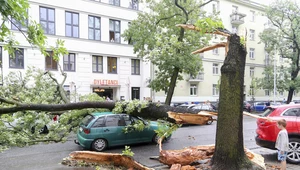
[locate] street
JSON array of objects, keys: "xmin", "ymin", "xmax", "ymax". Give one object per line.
[{"xmin": 0, "ymin": 116, "xmax": 297, "ymax": 169}]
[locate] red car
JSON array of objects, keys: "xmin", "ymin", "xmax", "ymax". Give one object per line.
[{"xmin": 255, "ymin": 104, "xmax": 300, "ymax": 164}]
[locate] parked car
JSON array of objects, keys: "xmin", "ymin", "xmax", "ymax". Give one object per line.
[
  {"xmin": 192, "ymin": 104, "xmax": 215, "ymax": 111},
  {"xmin": 255, "ymin": 104, "xmax": 300, "ymax": 163},
  {"xmin": 177, "ymin": 104, "xmax": 196, "ymax": 109},
  {"xmin": 243, "ymin": 101, "xmax": 252, "ymax": 112},
  {"xmin": 252, "ymin": 102, "xmax": 266, "ymax": 112},
  {"xmin": 75, "ymin": 112, "xmax": 169, "ymax": 152}
]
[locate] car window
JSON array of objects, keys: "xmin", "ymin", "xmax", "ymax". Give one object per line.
[
  {"xmin": 202, "ymin": 105, "xmax": 210, "ymax": 110},
  {"xmin": 122, "ymin": 115, "xmax": 132, "ymax": 125},
  {"xmin": 92, "ymin": 117, "xmax": 105, "ymax": 127},
  {"xmin": 283, "ymin": 108, "xmax": 300, "ymax": 116},
  {"xmin": 81, "ymin": 114, "xmax": 95, "ymax": 127},
  {"xmin": 257, "ymin": 102, "xmax": 264, "ymax": 105},
  {"xmin": 105, "ymin": 115, "xmax": 120, "ymax": 127},
  {"xmin": 261, "ymin": 108, "xmax": 274, "ymax": 117}
]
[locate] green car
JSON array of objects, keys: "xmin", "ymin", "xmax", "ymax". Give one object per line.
[{"xmin": 75, "ymin": 112, "xmax": 166, "ymax": 151}]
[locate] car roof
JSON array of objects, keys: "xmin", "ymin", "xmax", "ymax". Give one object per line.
[
  {"xmin": 91, "ymin": 112, "xmax": 114, "ymax": 117},
  {"xmin": 271, "ymin": 103, "xmax": 300, "ymax": 109}
]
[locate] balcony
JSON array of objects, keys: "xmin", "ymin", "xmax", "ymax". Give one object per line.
[
  {"xmin": 189, "ymin": 73, "xmax": 204, "ymax": 82},
  {"xmin": 230, "ymin": 12, "xmax": 246, "ymax": 26},
  {"xmin": 264, "ymin": 22, "xmax": 276, "ymax": 31}
]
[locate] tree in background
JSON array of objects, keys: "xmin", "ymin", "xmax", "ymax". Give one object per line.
[
  {"xmin": 123, "ymin": 0, "xmax": 222, "ymax": 105},
  {"xmin": 259, "ymin": 0, "xmax": 300, "ymax": 103}
]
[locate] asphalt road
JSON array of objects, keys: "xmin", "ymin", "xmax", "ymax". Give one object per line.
[{"xmin": 0, "ymin": 116, "xmax": 292, "ymax": 170}]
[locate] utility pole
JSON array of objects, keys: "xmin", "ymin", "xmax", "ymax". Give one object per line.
[{"xmin": 273, "ymin": 55, "xmax": 276, "ymax": 103}]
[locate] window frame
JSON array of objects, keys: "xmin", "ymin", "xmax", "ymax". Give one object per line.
[
  {"xmin": 45, "ymin": 51, "xmax": 58, "ymax": 70},
  {"xmin": 213, "ymin": 63, "xmax": 219, "ymax": 75},
  {"xmin": 190, "ymin": 84, "xmax": 197, "ymax": 96},
  {"xmin": 109, "ymin": 0, "xmax": 120, "ymax": 6},
  {"xmin": 213, "ymin": 84, "xmax": 219, "ymax": 96},
  {"xmin": 212, "ymin": 48, "xmax": 219, "ymax": 55},
  {"xmin": 39, "ymin": 7, "xmax": 55, "ymax": 35},
  {"xmin": 131, "ymin": 87, "xmax": 140, "ymax": 100},
  {"xmin": 249, "ymin": 48, "xmax": 255, "ymax": 59},
  {"xmin": 131, "ymin": 59, "xmax": 140, "ymax": 75},
  {"xmin": 265, "ymin": 89, "xmax": 270, "ymax": 96},
  {"xmin": 250, "ymin": 67, "xmax": 255, "ymax": 77},
  {"xmin": 92, "ymin": 55, "xmax": 103, "ymax": 73},
  {"xmin": 9, "ymin": 48, "xmax": 24, "ymax": 69},
  {"xmin": 129, "ymin": 0, "xmax": 139, "ymax": 10},
  {"xmin": 249, "ymin": 29, "xmax": 255, "ymax": 41},
  {"xmin": 11, "ymin": 16, "xmax": 28, "ymax": 31},
  {"xmin": 250, "ymin": 10, "xmax": 255, "ymax": 22},
  {"xmin": 65, "ymin": 11, "xmax": 79, "ymax": 38},
  {"xmin": 107, "ymin": 57, "xmax": 117, "ymax": 74},
  {"xmin": 63, "ymin": 53, "xmax": 76, "ymax": 72},
  {"xmin": 88, "ymin": 15, "xmax": 101, "ymax": 41},
  {"xmin": 109, "ymin": 19, "xmax": 121, "ymax": 43}
]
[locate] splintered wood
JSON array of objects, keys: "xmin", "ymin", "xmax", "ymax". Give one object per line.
[{"xmin": 160, "ymin": 145, "xmax": 266, "ymax": 170}]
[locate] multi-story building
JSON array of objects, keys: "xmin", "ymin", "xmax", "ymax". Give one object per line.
[
  {"xmin": 0, "ymin": 0, "xmax": 151, "ymax": 102},
  {"xmin": 153, "ymin": 0, "xmax": 299, "ymax": 104}
]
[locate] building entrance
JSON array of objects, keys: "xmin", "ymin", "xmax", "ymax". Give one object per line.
[{"xmin": 93, "ymin": 88, "xmax": 113, "ymax": 100}]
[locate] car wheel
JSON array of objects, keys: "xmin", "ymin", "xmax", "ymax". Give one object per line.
[
  {"xmin": 287, "ymin": 138, "xmax": 300, "ymax": 164},
  {"xmin": 92, "ymin": 138, "xmax": 107, "ymax": 152},
  {"xmin": 206, "ymin": 117, "xmax": 213, "ymax": 125},
  {"xmin": 153, "ymin": 134, "xmax": 162, "ymax": 144}
]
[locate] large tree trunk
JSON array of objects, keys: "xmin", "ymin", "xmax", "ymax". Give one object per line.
[
  {"xmin": 165, "ymin": 67, "xmax": 180, "ymax": 105},
  {"xmin": 211, "ymin": 35, "xmax": 252, "ymax": 169},
  {"xmin": 287, "ymin": 87, "xmax": 294, "ymax": 104}
]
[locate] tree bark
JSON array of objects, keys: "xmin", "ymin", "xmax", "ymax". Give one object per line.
[
  {"xmin": 211, "ymin": 34, "xmax": 252, "ymax": 169},
  {"xmin": 287, "ymin": 87, "xmax": 295, "ymax": 104},
  {"xmin": 165, "ymin": 67, "xmax": 180, "ymax": 105}
]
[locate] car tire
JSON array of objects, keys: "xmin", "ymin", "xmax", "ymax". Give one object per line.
[
  {"xmin": 206, "ymin": 117, "xmax": 213, "ymax": 125},
  {"xmin": 92, "ymin": 138, "xmax": 107, "ymax": 152},
  {"xmin": 287, "ymin": 138, "xmax": 300, "ymax": 164}
]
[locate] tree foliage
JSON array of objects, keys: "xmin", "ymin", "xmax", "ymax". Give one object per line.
[
  {"xmin": 122, "ymin": 0, "xmax": 222, "ymax": 105},
  {"xmin": 259, "ymin": 0, "xmax": 300, "ymax": 103}
]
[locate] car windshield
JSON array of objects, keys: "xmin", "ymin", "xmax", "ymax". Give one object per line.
[
  {"xmin": 80, "ymin": 114, "xmax": 95, "ymax": 127},
  {"xmin": 261, "ymin": 108, "xmax": 274, "ymax": 117}
]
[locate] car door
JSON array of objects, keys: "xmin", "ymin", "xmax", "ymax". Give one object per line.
[
  {"xmin": 125, "ymin": 116, "xmax": 152, "ymax": 144},
  {"xmin": 102, "ymin": 115, "xmax": 127, "ymax": 146},
  {"xmin": 296, "ymin": 109, "xmax": 300, "ymax": 133}
]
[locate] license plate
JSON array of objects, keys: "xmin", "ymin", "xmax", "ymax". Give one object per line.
[{"xmin": 79, "ymin": 127, "xmax": 83, "ymax": 132}]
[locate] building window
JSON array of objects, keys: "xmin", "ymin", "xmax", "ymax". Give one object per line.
[
  {"xmin": 88, "ymin": 16, "xmax": 101, "ymax": 40},
  {"xmin": 39, "ymin": 7, "xmax": 55, "ymax": 35},
  {"xmin": 249, "ymin": 29, "xmax": 255, "ymax": 40},
  {"xmin": 129, "ymin": 0, "xmax": 138, "ymax": 10},
  {"xmin": 250, "ymin": 67, "xmax": 255, "ymax": 77},
  {"xmin": 11, "ymin": 17, "xmax": 28, "ymax": 31},
  {"xmin": 249, "ymin": 48, "xmax": 255, "ymax": 59},
  {"xmin": 279, "ymin": 91, "xmax": 283, "ymax": 96},
  {"xmin": 294, "ymin": 91, "xmax": 297, "ymax": 96},
  {"xmin": 109, "ymin": 20, "xmax": 120, "ymax": 43},
  {"xmin": 45, "ymin": 51, "xmax": 57, "ymax": 70},
  {"xmin": 212, "ymin": 3, "xmax": 216, "ymax": 13},
  {"xmin": 9, "ymin": 48, "xmax": 24, "ymax": 69},
  {"xmin": 107, "ymin": 57, "xmax": 117, "ymax": 74},
  {"xmin": 212, "ymin": 48, "xmax": 218, "ymax": 55},
  {"xmin": 232, "ymin": 6, "xmax": 238, "ymax": 13},
  {"xmin": 66, "ymin": 12, "xmax": 79, "ymax": 38},
  {"xmin": 190, "ymin": 84, "xmax": 197, "ymax": 96},
  {"xmin": 250, "ymin": 87, "xmax": 254, "ymax": 96},
  {"xmin": 92, "ymin": 56, "xmax": 103, "ymax": 73},
  {"xmin": 128, "ymin": 22, "xmax": 134, "ymax": 45},
  {"xmin": 131, "ymin": 59, "xmax": 140, "ymax": 75},
  {"xmin": 213, "ymin": 84, "xmax": 219, "ymax": 96},
  {"xmin": 63, "ymin": 53, "xmax": 76, "ymax": 71},
  {"xmin": 250, "ymin": 10, "xmax": 255, "ymax": 22},
  {"xmin": 265, "ymin": 89, "xmax": 270, "ymax": 96},
  {"xmin": 131, "ymin": 87, "xmax": 140, "ymax": 100},
  {"xmin": 213, "ymin": 63, "xmax": 219, "ymax": 74},
  {"xmin": 109, "ymin": 0, "xmax": 120, "ymax": 6}
]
